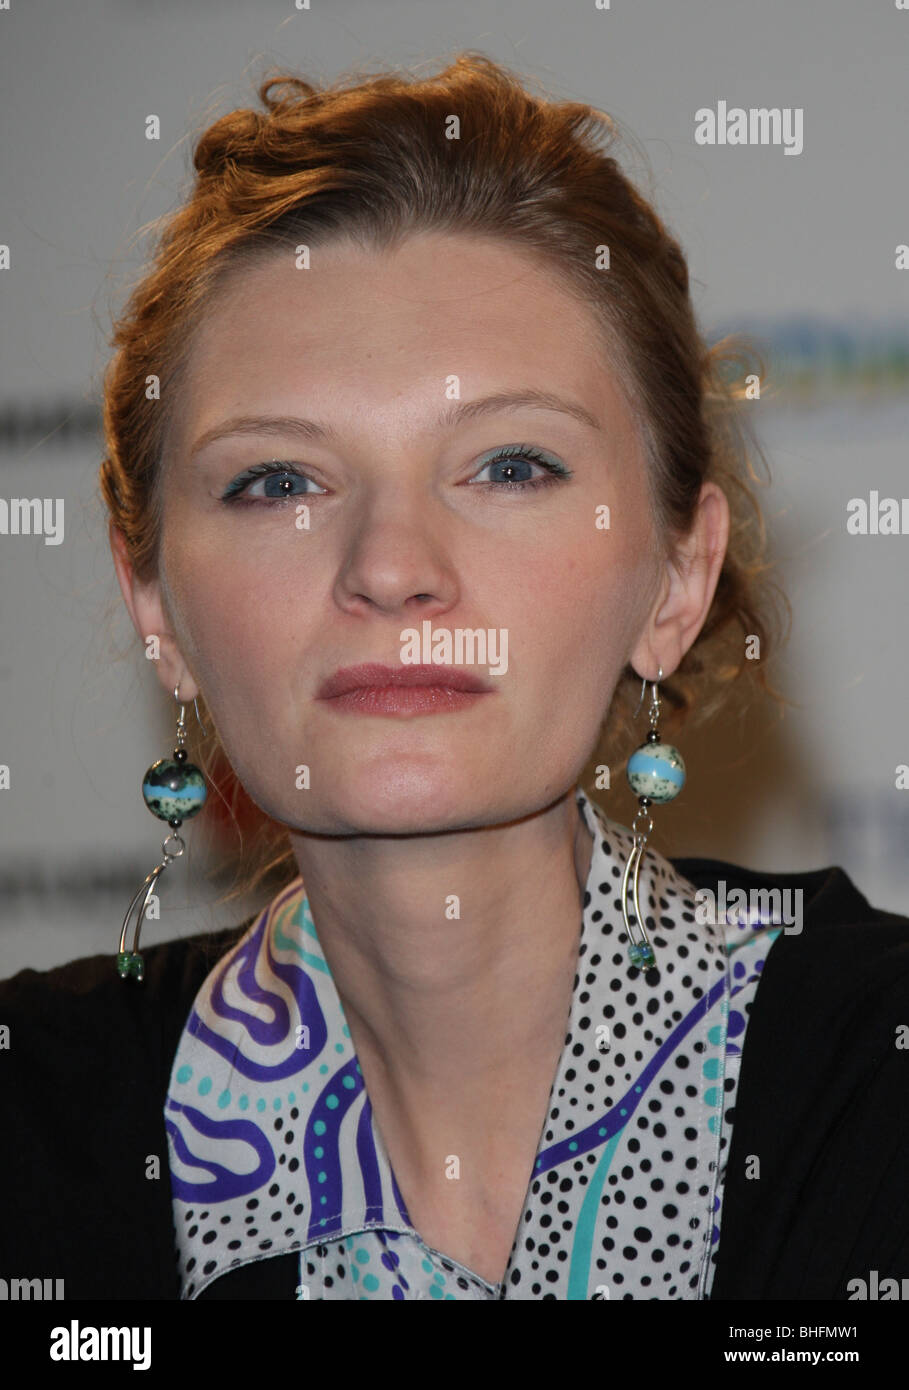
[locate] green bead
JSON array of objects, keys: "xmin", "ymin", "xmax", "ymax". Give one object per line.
[
  {"xmin": 116, "ymin": 950, "xmax": 145, "ymax": 981},
  {"xmin": 628, "ymin": 942, "xmax": 655, "ymax": 970}
]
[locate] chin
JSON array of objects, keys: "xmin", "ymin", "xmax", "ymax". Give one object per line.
[{"xmin": 333, "ymin": 764, "xmax": 488, "ymax": 834}]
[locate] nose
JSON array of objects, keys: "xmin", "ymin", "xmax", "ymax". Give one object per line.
[{"xmin": 331, "ymin": 495, "xmax": 460, "ymax": 622}]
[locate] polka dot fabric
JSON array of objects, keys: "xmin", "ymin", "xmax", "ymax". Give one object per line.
[{"xmin": 165, "ymin": 786, "xmax": 781, "ymax": 1299}]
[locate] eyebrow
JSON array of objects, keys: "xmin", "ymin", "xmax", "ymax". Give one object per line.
[{"xmin": 188, "ymin": 388, "xmax": 603, "ymax": 459}]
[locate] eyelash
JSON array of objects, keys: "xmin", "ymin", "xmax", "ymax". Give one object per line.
[{"xmin": 220, "ymin": 444, "xmax": 572, "ymax": 504}]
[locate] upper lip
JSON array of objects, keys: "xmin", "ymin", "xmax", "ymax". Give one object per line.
[{"xmin": 317, "ymin": 663, "xmax": 494, "ymax": 698}]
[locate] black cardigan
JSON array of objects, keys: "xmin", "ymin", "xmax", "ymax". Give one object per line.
[{"xmin": 1, "ymin": 855, "xmax": 907, "ymax": 1301}]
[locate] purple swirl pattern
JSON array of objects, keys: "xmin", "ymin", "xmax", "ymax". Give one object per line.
[
  {"xmin": 164, "ymin": 790, "xmax": 782, "ymax": 1300},
  {"xmin": 165, "ymin": 876, "xmax": 410, "ymax": 1293},
  {"xmin": 186, "ymin": 907, "xmax": 328, "ymax": 1081},
  {"xmin": 165, "ymin": 1099, "xmax": 276, "ymax": 1202}
]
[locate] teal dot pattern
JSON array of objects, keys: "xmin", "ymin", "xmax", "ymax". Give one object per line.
[{"xmin": 165, "ymin": 786, "xmax": 780, "ymax": 1299}]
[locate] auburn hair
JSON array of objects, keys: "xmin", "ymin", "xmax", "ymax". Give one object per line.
[{"xmin": 99, "ymin": 52, "xmax": 790, "ymax": 910}]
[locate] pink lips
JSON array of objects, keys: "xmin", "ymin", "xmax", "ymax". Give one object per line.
[{"xmin": 316, "ymin": 663, "xmax": 494, "ymax": 716}]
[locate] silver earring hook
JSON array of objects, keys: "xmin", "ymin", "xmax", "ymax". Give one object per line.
[
  {"xmin": 173, "ymin": 682, "xmax": 207, "ymax": 737},
  {"xmin": 633, "ymin": 665, "xmax": 663, "ymax": 720}
]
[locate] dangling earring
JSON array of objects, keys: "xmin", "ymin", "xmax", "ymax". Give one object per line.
[
  {"xmin": 116, "ymin": 683, "xmax": 208, "ymax": 980},
  {"xmin": 621, "ymin": 666, "xmax": 686, "ymax": 970}
]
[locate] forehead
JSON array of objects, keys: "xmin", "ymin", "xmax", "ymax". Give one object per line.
[{"xmin": 174, "ymin": 232, "xmax": 637, "ymax": 449}]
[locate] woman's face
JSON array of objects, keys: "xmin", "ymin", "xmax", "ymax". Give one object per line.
[{"xmin": 130, "ymin": 231, "xmax": 680, "ymax": 835}]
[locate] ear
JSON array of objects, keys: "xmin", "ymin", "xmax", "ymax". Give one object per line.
[
  {"xmin": 109, "ymin": 522, "xmax": 200, "ymax": 703},
  {"xmin": 629, "ymin": 481, "xmax": 730, "ymax": 682}
]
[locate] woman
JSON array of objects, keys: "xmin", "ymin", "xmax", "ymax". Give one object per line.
[{"xmin": 1, "ymin": 52, "xmax": 906, "ymax": 1303}]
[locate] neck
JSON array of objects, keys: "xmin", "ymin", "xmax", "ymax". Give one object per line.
[{"xmin": 287, "ymin": 788, "xmax": 594, "ymax": 1094}]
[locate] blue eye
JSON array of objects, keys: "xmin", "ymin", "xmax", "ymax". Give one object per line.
[
  {"xmin": 221, "ymin": 444, "xmax": 572, "ymax": 504},
  {"xmin": 469, "ymin": 445, "xmax": 571, "ymax": 491},
  {"xmin": 221, "ymin": 462, "xmax": 326, "ymax": 504}
]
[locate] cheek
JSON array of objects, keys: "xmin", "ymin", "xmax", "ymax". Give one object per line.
[
  {"xmin": 512, "ymin": 530, "xmax": 645, "ymax": 691},
  {"xmin": 160, "ymin": 547, "xmax": 311, "ymax": 819},
  {"xmin": 160, "ymin": 531, "xmax": 308, "ymax": 710}
]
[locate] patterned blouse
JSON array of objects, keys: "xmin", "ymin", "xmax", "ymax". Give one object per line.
[{"xmin": 164, "ymin": 785, "xmax": 782, "ymax": 1300}]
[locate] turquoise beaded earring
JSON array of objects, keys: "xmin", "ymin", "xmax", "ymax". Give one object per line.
[
  {"xmin": 622, "ymin": 667, "xmax": 686, "ymax": 970},
  {"xmin": 116, "ymin": 683, "xmax": 208, "ymax": 980}
]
